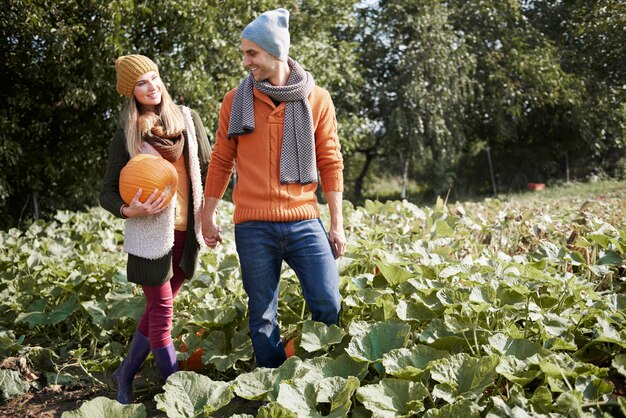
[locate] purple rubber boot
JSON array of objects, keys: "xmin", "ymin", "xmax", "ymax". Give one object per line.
[
  {"xmin": 152, "ymin": 341, "xmax": 179, "ymax": 381},
  {"xmin": 112, "ymin": 330, "xmax": 150, "ymax": 404}
]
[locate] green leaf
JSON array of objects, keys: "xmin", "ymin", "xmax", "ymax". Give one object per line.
[
  {"xmin": 307, "ymin": 355, "xmax": 369, "ymax": 380},
  {"xmin": 613, "ymin": 354, "xmax": 626, "ymax": 377},
  {"xmin": 356, "ymin": 378, "xmax": 429, "ymax": 417},
  {"xmin": 430, "ymin": 353, "xmax": 499, "ymax": 402},
  {"xmin": 81, "ymin": 300, "xmax": 111, "ymax": 328},
  {"xmin": 154, "ymin": 371, "xmax": 234, "ymax": 416},
  {"xmin": 496, "ymin": 356, "xmax": 540, "ymax": 386},
  {"xmin": 257, "ymin": 403, "xmax": 298, "ymax": 418},
  {"xmin": 529, "ymin": 386, "xmax": 553, "ymax": 415},
  {"xmin": 486, "ymin": 396, "xmax": 533, "ymax": 418},
  {"xmin": 0, "ymin": 369, "xmax": 30, "ymax": 401},
  {"xmin": 396, "ymin": 299, "xmax": 439, "ymax": 321},
  {"xmin": 346, "ymin": 320, "xmax": 411, "ymax": 362},
  {"xmin": 555, "ymin": 391, "xmax": 584, "ymax": 417},
  {"xmin": 487, "ymin": 334, "xmax": 548, "ymax": 360},
  {"xmin": 423, "ymin": 399, "xmax": 481, "ymax": 418},
  {"xmin": 276, "ymin": 376, "xmax": 360, "ymax": 418},
  {"xmin": 234, "ymin": 367, "xmax": 277, "ymax": 401},
  {"xmin": 201, "ymin": 329, "xmax": 253, "ymax": 371},
  {"xmin": 433, "ymin": 219, "xmax": 455, "ymax": 238},
  {"xmin": 596, "ymin": 317, "xmax": 626, "ymax": 348},
  {"xmin": 234, "ymin": 357, "xmax": 309, "ymax": 401},
  {"xmin": 60, "ymin": 396, "xmax": 146, "ymax": 418},
  {"xmin": 382, "ymin": 345, "xmax": 450, "ymax": 380},
  {"xmin": 376, "ymin": 262, "xmax": 413, "ymax": 286},
  {"xmin": 574, "ymin": 375, "xmax": 613, "ymax": 401},
  {"xmin": 597, "ymin": 250, "xmax": 622, "ymax": 265},
  {"xmin": 300, "ymin": 320, "xmax": 345, "ymax": 353}
]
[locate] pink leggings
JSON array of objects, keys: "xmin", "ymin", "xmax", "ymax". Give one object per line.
[{"xmin": 137, "ymin": 230, "xmax": 186, "ymax": 349}]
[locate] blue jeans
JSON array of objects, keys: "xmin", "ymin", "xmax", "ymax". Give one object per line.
[{"xmin": 235, "ymin": 218, "xmax": 341, "ymax": 368}]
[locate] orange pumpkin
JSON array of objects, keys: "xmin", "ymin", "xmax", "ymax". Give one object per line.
[
  {"xmin": 284, "ymin": 337, "xmax": 296, "ymax": 358},
  {"xmin": 178, "ymin": 328, "xmax": 206, "ymax": 372},
  {"xmin": 119, "ymin": 154, "xmax": 178, "ymax": 206}
]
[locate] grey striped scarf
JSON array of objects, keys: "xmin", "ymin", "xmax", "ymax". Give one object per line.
[{"xmin": 228, "ymin": 58, "xmax": 317, "ymax": 185}]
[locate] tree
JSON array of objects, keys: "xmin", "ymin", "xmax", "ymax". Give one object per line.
[
  {"xmin": 523, "ymin": 0, "xmax": 626, "ymax": 178},
  {"xmin": 0, "ymin": 0, "xmax": 364, "ymax": 229},
  {"xmin": 356, "ymin": 0, "xmax": 475, "ymax": 199},
  {"xmin": 446, "ymin": 0, "xmax": 584, "ymax": 193}
]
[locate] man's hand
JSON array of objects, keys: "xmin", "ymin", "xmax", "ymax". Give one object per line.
[{"xmin": 329, "ymin": 226, "xmax": 346, "ymax": 259}]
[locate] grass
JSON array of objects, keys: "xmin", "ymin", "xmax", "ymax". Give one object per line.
[{"xmin": 501, "ymin": 179, "xmax": 626, "ymax": 202}]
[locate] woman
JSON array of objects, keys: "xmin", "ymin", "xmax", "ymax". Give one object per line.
[{"xmin": 99, "ymin": 54, "xmax": 211, "ymax": 404}]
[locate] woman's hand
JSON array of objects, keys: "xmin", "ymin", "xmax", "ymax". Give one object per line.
[{"xmin": 121, "ymin": 188, "xmax": 168, "ymax": 218}]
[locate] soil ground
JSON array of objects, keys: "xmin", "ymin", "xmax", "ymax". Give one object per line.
[{"xmin": 0, "ymin": 363, "xmax": 263, "ymax": 417}]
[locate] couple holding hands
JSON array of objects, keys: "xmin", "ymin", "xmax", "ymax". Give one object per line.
[{"xmin": 100, "ymin": 9, "xmax": 346, "ymax": 404}]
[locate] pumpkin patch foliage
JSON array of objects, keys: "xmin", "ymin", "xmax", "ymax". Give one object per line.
[{"xmin": 1, "ymin": 184, "xmax": 625, "ymax": 417}]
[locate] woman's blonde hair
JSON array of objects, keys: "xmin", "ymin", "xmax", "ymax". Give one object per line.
[{"xmin": 120, "ymin": 81, "xmax": 186, "ymax": 157}]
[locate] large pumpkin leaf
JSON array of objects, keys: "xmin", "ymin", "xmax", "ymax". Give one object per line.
[
  {"xmin": 201, "ymin": 328, "xmax": 253, "ymax": 371},
  {"xmin": 275, "ymin": 376, "xmax": 360, "ymax": 418},
  {"xmin": 574, "ymin": 375, "xmax": 614, "ymax": 401},
  {"xmin": 396, "ymin": 299, "xmax": 439, "ymax": 321},
  {"xmin": 496, "ymin": 356, "xmax": 540, "ymax": 386},
  {"xmin": 356, "ymin": 378, "xmax": 429, "ymax": 417},
  {"xmin": 60, "ymin": 397, "xmax": 146, "ymax": 418},
  {"xmin": 382, "ymin": 345, "xmax": 450, "ymax": 380},
  {"xmin": 422, "ymin": 399, "xmax": 481, "ymax": 418},
  {"xmin": 430, "ymin": 353, "xmax": 500, "ymax": 403},
  {"xmin": 529, "ymin": 386, "xmax": 553, "ymax": 415},
  {"xmin": 346, "ymin": 320, "xmax": 411, "ymax": 362},
  {"xmin": 300, "ymin": 320, "xmax": 345, "ymax": 353},
  {"xmin": 154, "ymin": 371, "xmax": 234, "ymax": 416},
  {"xmin": 486, "ymin": 396, "xmax": 533, "ymax": 418},
  {"xmin": 234, "ymin": 357, "xmax": 309, "ymax": 401},
  {"xmin": 375, "ymin": 261, "xmax": 413, "ymax": 286},
  {"xmin": 486, "ymin": 334, "xmax": 548, "ymax": 360},
  {"xmin": 307, "ymin": 355, "xmax": 369, "ymax": 380},
  {"xmin": 555, "ymin": 391, "xmax": 585, "ymax": 417}
]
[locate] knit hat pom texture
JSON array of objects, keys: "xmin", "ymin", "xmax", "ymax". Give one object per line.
[
  {"xmin": 115, "ymin": 54, "xmax": 159, "ymax": 97},
  {"xmin": 242, "ymin": 8, "xmax": 290, "ymax": 62}
]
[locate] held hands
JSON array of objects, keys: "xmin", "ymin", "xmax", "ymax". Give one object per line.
[
  {"xmin": 122, "ymin": 188, "xmax": 168, "ymax": 218},
  {"xmin": 201, "ymin": 197, "xmax": 223, "ymax": 249},
  {"xmin": 202, "ymin": 219, "xmax": 223, "ymax": 249},
  {"xmin": 329, "ymin": 226, "xmax": 347, "ymax": 259}
]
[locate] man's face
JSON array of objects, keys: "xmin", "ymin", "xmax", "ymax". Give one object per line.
[{"xmin": 241, "ymin": 38, "xmax": 280, "ymax": 83}]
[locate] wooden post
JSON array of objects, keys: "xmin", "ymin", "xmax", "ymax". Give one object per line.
[
  {"xmin": 565, "ymin": 151, "xmax": 570, "ymax": 183},
  {"xmin": 33, "ymin": 193, "xmax": 40, "ymax": 220},
  {"xmin": 487, "ymin": 146, "xmax": 497, "ymax": 196}
]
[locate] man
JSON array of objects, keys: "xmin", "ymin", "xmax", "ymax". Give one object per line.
[{"xmin": 201, "ymin": 8, "xmax": 346, "ymax": 368}]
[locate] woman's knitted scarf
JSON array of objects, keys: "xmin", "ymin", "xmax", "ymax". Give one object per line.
[
  {"xmin": 142, "ymin": 120, "xmax": 185, "ymax": 162},
  {"xmin": 228, "ymin": 58, "xmax": 317, "ymax": 185}
]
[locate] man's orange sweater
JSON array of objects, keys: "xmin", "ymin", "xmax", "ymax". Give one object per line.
[{"xmin": 204, "ymin": 85, "xmax": 343, "ymax": 224}]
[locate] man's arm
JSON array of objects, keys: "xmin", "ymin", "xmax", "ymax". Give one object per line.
[
  {"xmin": 202, "ymin": 91, "xmax": 237, "ymax": 249},
  {"xmin": 326, "ymin": 192, "xmax": 346, "ymax": 258}
]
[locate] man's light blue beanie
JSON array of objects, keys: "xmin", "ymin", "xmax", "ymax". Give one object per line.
[{"xmin": 241, "ymin": 8, "xmax": 290, "ymax": 62}]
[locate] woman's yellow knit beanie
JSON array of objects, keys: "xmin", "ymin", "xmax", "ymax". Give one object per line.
[{"xmin": 115, "ymin": 55, "xmax": 159, "ymax": 97}]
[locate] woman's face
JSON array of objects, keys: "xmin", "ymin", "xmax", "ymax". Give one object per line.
[{"xmin": 133, "ymin": 71, "xmax": 162, "ymax": 110}]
